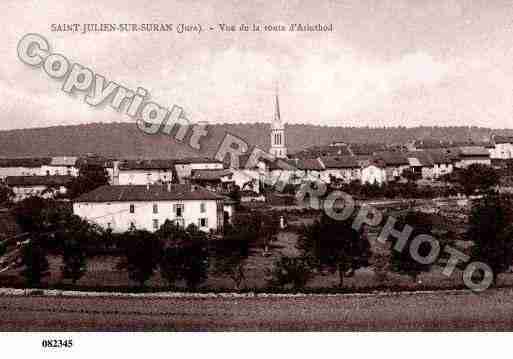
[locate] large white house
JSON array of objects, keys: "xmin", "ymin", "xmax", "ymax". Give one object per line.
[{"xmin": 73, "ymin": 183, "xmax": 228, "ymax": 233}]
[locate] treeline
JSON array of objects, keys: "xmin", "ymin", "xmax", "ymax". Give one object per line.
[{"xmin": 1, "ymin": 122, "xmax": 512, "ymax": 157}]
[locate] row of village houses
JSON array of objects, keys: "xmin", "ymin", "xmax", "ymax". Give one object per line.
[
  {"xmin": 0, "ymin": 138, "xmax": 511, "ymax": 234},
  {"xmin": 0, "ymin": 143, "xmax": 507, "ymax": 202}
]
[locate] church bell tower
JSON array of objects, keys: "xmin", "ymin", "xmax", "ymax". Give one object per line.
[{"xmin": 270, "ymin": 87, "xmax": 287, "ymax": 158}]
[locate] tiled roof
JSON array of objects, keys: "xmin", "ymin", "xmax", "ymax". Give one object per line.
[
  {"xmin": 423, "ymin": 149, "xmax": 453, "ymax": 164},
  {"xmin": 374, "ymin": 152, "xmax": 409, "ymax": 166},
  {"xmin": 262, "ymin": 158, "xmax": 297, "ymax": 171},
  {"xmin": 6, "ymin": 175, "xmax": 73, "ymax": 187},
  {"xmin": 459, "ymin": 146, "xmax": 490, "ymax": 157},
  {"xmin": 297, "ymin": 158, "xmax": 324, "ymax": 171},
  {"xmin": 493, "ymin": 135, "xmax": 513, "ymax": 144},
  {"xmin": 0, "ymin": 158, "xmax": 51, "ymax": 168},
  {"xmin": 349, "ymin": 143, "xmax": 387, "ymax": 155},
  {"xmin": 118, "ymin": 159, "xmax": 175, "ymax": 170},
  {"xmin": 406, "ymin": 152, "xmax": 434, "ymax": 167},
  {"xmin": 175, "ymin": 157, "xmax": 223, "ymax": 165},
  {"xmin": 293, "ymin": 145, "xmax": 351, "ymax": 158},
  {"xmin": 191, "ymin": 169, "xmax": 233, "ymax": 181},
  {"xmin": 320, "ymin": 156, "xmax": 359, "ymax": 169},
  {"xmin": 49, "ymin": 156, "xmax": 78, "ymax": 166},
  {"xmin": 74, "ymin": 184, "xmax": 224, "ymax": 203}
]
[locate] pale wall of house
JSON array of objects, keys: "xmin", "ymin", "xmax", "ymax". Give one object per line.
[
  {"xmin": 320, "ymin": 168, "xmax": 360, "ymax": 184},
  {"xmin": 117, "ymin": 169, "xmax": 173, "ymax": 185},
  {"xmin": 490, "ymin": 143, "xmax": 513, "ymax": 159},
  {"xmin": 361, "ymin": 166, "xmax": 386, "ymax": 185},
  {"xmin": 231, "ymin": 169, "xmax": 261, "ymax": 192},
  {"xmin": 432, "ymin": 163, "xmax": 453, "ymax": 178},
  {"xmin": 455, "ymin": 158, "xmax": 491, "ymax": 168},
  {"xmin": 73, "ymin": 199, "xmax": 220, "ymax": 233},
  {"xmin": 0, "ymin": 166, "xmax": 42, "ymax": 179},
  {"xmin": 41, "ymin": 165, "xmax": 79, "ymax": 176},
  {"xmin": 11, "ymin": 185, "xmax": 67, "ymax": 202}
]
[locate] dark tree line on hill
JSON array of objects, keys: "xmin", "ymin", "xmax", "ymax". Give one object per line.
[{"xmin": 0, "ymin": 122, "xmax": 510, "ymax": 157}]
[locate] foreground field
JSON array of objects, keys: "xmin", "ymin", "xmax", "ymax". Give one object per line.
[{"xmin": 1, "ymin": 288, "xmax": 513, "ymax": 330}]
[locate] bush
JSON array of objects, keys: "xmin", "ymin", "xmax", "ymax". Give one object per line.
[{"xmin": 268, "ymin": 256, "xmax": 313, "ymax": 290}]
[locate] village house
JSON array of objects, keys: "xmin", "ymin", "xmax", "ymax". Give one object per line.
[
  {"xmin": 0, "ymin": 158, "xmax": 50, "ymax": 179},
  {"xmin": 406, "ymin": 152, "xmax": 435, "ymax": 180},
  {"xmin": 73, "ymin": 183, "xmax": 229, "ymax": 233},
  {"xmin": 111, "ymin": 159, "xmax": 175, "ymax": 185},
  {"xmin": 318, "ymin": 156, "xmax": 360, "ymax": 185},
  {"xmin": 190, "ymin": 168, "xmax": 235, "ymax": 193},
  {"xmin": 454, "ymin": 146, "xmax": 491, "ymax": 168},
  {"xmin": 173, "ymin": 157, "xmax": 224, "ymax": 184},
  {"xmin": 5, "ymin": 175, "xmax": 73, "ymax": 202},
  {"xmin": 40, "ymin": 156, "xmax": 79, "ymax": 176},
  {"xmin": 295, "ymin": 158, "xmax": 324, "ymax": 182},
  {"xmin": 223, "ymin": 154, "xmax": 264, "ymax": 193},
  {"xmin": 490, "ymin": 135, "xmax": 513, "ymax": 160},
  {"xmin": 361, "ymin": 162, "xmax": 387, "ymax": 185},
  {"xmin": 374, "ymin": 152, "xmax": 409, "ymax": 181},
  {"xmin": 423, "ymin": 149, "xmax": 454, "ymax": 178}
]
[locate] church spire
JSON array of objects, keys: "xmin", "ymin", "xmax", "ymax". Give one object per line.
[
  {"xmin": 270, "ymin": 83, "xmax": 287, "ymax": 158},
  {"xmin": 274, "ymin": 85, "xmax": 281, "ymax": 124}
]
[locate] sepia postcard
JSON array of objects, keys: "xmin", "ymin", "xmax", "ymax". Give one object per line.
[{"xmin": 1, "ymin": 0, "xmax": 513, "ymax": 354}]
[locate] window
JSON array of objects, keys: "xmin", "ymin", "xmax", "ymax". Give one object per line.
[
  {"xmin": 153, "ymin": 219, "xmax": 159, "ymax": 230},
  {"xmin": 129, "ymin": 204, "xmax": 135, "ymax": 213},
  {"xmin": 199, "ymin": 218, "xmax": 208, "ymax": 228},
  {"xmin": 174, "ymin": 204, "xmax": 184, "ymax": 217},
  {"xmin": 200, "ymin": 202, "xmax": 206, "ymax": 213},
  {"xmin": 153, "ymin": 203, "xmax": 158, "ymax": 214}
]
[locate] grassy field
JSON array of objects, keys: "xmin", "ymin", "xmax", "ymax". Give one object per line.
[{"xmin": 3, "ymin": 224, "xmax": 513, "ymax": 292}]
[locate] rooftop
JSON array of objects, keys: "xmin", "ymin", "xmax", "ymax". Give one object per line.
[
  {"xmin": 49, "ymin": 156, "xmax": 78, "ymax": 166},
  {"xmin": 118, "ymin": 159, "xmax": 175, "ymax": 170},
  {"xmin": 0, "ymin": 157, "xmax": 51, "ymax": 168},
  {"xmin": 320, "ymin": 155, "xmax": 359, "ymax": 169},
  {"xmin": 191, "ymin": 169, "xmax": 233, "ymax": 181},
  {"xmin": 74, "ymin": 184, "xmax": 225, "ymax": 203},
  {"xmin": 6, "ymin": 175, "xmax": 73, "ymax": 187},
  {"xmin": 459, "ymin": 146, "xmax": 490, "ymax": 157}
]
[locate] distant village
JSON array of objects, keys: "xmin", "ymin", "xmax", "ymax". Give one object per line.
[{"xmin": 1, "ymin": 92, "xmax": 512, "ymax": 235}]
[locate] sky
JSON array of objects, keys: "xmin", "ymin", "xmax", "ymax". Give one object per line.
[{"xmin": 2, "ymin": 0, "xmax": 513, "ymax": 130}]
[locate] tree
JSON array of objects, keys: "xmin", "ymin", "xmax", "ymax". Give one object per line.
[
  {"xmin": 67, "ymin": 162, "xmax": 109, "ymax": 199},
  {"xmin": 0, "ymin": 185, "xmax": 14, "ymax": 205},
  {"xmin": 451, "ymin": 164, "xmax": 500, "ymax": 196},
  {"xmin": 468, "ymin": 193, "xmax": 513, "ymax": 285},
  {"xmin": 61, "ymin": 238, "xmax": 87, "ymax": 284},
  {"xmin": 211, "ymin": 224, "xmax": 250, "ymax": 290},
  {"xmin": 297, "ymin": 213, "xmax": 371, "ymax": 287},
  {"xmin": 268, "ymin": 256, "xmax": 313, "ymax": 290},
  {"xmin": 118, "ymin": 230, "xmax": 162, "ymax": 287},
  {"xmin": 20, "ymin": 240, "xmax": 49, "ymax": 287},
  {"xmin": 157, "ymin": 221, "xmax": 209, "ymax": 289},
  {"xmin": 180, "ymin": 238, "xmax": 209, "ymax": 289},
  {"xmin": 389, "ymin": 211, "xmax": 435, "ymax": 282},
  {"xmin": 12, "ymin": 196, "xmax": 47, "ymax": 233}
]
